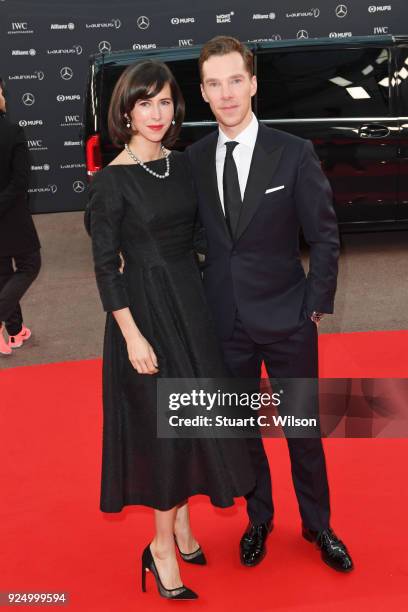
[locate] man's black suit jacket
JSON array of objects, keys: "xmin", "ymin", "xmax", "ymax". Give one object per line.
[
  {"xmin": 0, "ymin": 112, "xmax": 40, "ymax": 256},
  {"xmin": 188, "ymin": 122, "xmax": 340, "ymax": 344}
]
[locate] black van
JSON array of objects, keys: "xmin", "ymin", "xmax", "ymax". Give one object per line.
[{"xmin": 83, "ymin": 35, "xmax": 408, "ymax": 231}]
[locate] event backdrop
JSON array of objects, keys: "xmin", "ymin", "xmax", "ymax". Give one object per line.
[{"xmin": 0, "ymin": 0, "xmax": 406, "ymax": 213}]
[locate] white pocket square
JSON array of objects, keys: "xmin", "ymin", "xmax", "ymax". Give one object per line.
[{"xmin": 265, "ymin": 185, "xmax": 285, "ymax": 194}]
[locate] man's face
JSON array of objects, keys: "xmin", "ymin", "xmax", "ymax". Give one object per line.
[
  {"xmin": 200, "ymin": 52, "xmax": 257, "ymax": 130},
  {"xmin": 0, "ymin": 86, "xmax": 6, "ymax": 112}
]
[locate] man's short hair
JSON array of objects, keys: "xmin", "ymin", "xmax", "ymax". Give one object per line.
[{"xmin": 199, "ymin": 36, "xmax": 254, "ymax": 82}]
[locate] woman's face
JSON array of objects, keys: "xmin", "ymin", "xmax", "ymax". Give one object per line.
[{"xmin": 128, "ymin": 82, "xmax": 174, "ymax": 143}]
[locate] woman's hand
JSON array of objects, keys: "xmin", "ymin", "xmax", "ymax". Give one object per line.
[{"xmin": 126, "ymin": 332, "xmax": 159, "ymax": 375}]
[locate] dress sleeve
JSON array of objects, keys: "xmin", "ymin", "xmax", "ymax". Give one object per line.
[{"xmin": 86, "ymin": 171, "xmax": 130, "ymax": 312}]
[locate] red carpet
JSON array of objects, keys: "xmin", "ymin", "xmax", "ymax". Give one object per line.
[{"xmin": 1, "ymin": 330, "xmax": 407, "ymax": 611}]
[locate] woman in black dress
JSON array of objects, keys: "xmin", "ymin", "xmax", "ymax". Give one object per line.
[{"xmin": 86, "ymin": 60, "xmax": 255, "ymax": 600}]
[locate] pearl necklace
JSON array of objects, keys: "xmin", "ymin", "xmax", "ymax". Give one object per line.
[{"xmin": 124, "ymin": 143, "xmax": 170, "ymax": 179}]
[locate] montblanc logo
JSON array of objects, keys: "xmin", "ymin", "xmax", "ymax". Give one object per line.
[
  {"xmin": 60, "ymin": 66, "xmax": 74, "ymax": 80},
  {"xmin": 64, "ymin": 139, "xmax": 83, "ymax": 146},
  {"xmin": 179, "ymin": 39, "xmax": 194, "ymax": 47},
  {"xmin": 47, "ymin": 45, "xmax": 82, "ymax": 55},
  {"xmin": 86, "ymin": 19, "xmax": 121, "ymax": 29},
  {"xmin": 137, "ymin": 16, "xmax": 150, "ymax": 30},
  {"xmin": 22, "ymin": 92, "xmax": 35, "ymax": 106},
  {"xmin": 8, "ymin": 71, "xmax": 45, "ymax": 81},
  {"xmin": 253, "ymin": 13, "xmax": 276, "ymax": 20},
  {"xmin": 31, "ymin": 163, "xmax": 50, "ymax": 171},
  {"xmin": 329, "ymin": 31, "xmax": 352, "ymax": 38},
  {"xmin": 132, "ymin": 43, "xmax": 157, "ymax": 50},
  {"xmin": 28, "ymin": 139, "xmax": 47, "ymax": 151},
  {"xmin": 60, "ymin": 162, "xmax": 86, "ymax": 169},
  {"xmin": 11, "ymin": 48, "xmax": 36, "ymax": 56},
  {"xmin": 98, "ymin": 40, "xmax": 112, "ymax": 53},
  {"xmin": 171, "ymin": 17, "xmax": 195, "ymax": 25},
  {"xmin": 60, "ymin": 114, "xmax": 82, "ymax": 127},
  {"xmin": 29, "ymin": 184, "xmax": 58, "ymax": 195},
  {"xmin": 8, "ymin": 22, "xmax": 34, "ymax": 34},
  {"xmin": 19, "ymin": 119, "xmax": 43, "ymax": 127},
  {"xmin": 57, "ymin": 94, "xmax": 81, "ymax": 102},
  {"xmin": 368, "ymin": 5, "xmax": 391, "ymax": 12},
  {"xmin": 73, "ymin": 180, "xmax": 85, "ymax": 193},
  {"xmin": 216, "ymin": 12, "xmax": 234, "ymax": 23},
  {"xmin": 335, "ymin": 5, "xmax": 348, "ymax": 18},
  {"xmin": 50, "ymin": 23, "xmax": 75, "ymax": 30},
  {"xmin": 286, "ymin": 8, "xmax": 320, "ymax": 18}
]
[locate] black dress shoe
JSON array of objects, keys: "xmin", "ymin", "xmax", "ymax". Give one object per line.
[
  {"xmin": 302, "ymin": 526, "xmax": 354, "ymax": 572},
  {"xmin": 240, "ymin": 520, "xmax": 273, "ymax": 567}
]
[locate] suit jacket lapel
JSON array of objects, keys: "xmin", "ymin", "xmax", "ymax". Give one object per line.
[
  {"xmin": 235, "ymin": 124, "xmax": 284, "ymax": 242},
  {"xmin": 200, "ymin": 132, "xmax": 232, "ymax": 243}
]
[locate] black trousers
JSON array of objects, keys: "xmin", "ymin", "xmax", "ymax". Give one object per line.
[
  {"xmin": 220, "ymin": 313, "xmax": 330, "ymax": 532},
  {"xmin": 0, "ymin": 250, "xmax": 41, "ymax": 336}
]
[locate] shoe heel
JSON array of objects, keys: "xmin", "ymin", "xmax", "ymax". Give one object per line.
[{"xmin": 141, "ymin": 562, "xmax": 147, "ymax": 592}]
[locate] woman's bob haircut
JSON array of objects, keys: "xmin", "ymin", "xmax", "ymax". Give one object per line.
[{"xmin": 108, "ymin": 60, "xmax": 185, "ymax": 148}]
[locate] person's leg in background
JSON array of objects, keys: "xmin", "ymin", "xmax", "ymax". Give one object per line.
[{"xmin": 0, "ymin": 250, "xmax": 41, "ymax": 351}]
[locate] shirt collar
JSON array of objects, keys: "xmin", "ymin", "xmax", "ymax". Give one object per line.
[{"xmin": 217, "ymin": 112, "xmax": 258, "ymax": 150}]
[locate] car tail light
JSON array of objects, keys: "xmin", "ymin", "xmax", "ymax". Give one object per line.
[{"xmin": 86, "ymin": 134, "xmax": 102, "ymax": 177}]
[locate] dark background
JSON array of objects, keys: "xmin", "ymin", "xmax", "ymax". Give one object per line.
[{"xmin": 0, "ymin": 0, "xmax": 406, "ymax": 213}]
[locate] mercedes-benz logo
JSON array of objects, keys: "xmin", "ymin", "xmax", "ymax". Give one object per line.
[
  {"xmin": 73, "ymin": 180, "xmax": 85, "ymax": 193},
  {"xmin": 137, "ymin": 15, "xmax": 150, "ymax": 30},
  {"xmin": 112, "ymin": 18, "xmax": 121, "ymax": 29},
  {"xmin": 98, "ymin": 40, "xmax": 111, "ymax": 53},
  {"xmin": 60, "ymin": 66, "xmax": 73, "ymax": 80},
  {"xmin": 22, "ymin": 92, "xmax": 35, "ymax": 106},
  {"xmin": 296, "ymin": 30, "xmax": 309, "ymax": 39},
  {"xmin": 335, "ymin": 4, "xmax": 348, "ymax": 18},
  {"xmin": 49, "ymin": 184, "xmax": 58, "ymax": 194}
]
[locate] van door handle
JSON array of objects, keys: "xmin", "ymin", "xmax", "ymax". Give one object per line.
[{"xmin": 358, "ymin": 124, "xmax": 390, "ymax": 138}]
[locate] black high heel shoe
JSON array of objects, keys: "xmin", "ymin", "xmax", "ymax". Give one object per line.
[
  {"xmin": 141, "ymin": 545, "xmax": 198, "ymax": 600},
  {"xmin": 174, "ymin": 536, "xmax": 207, "ymax": 565}
]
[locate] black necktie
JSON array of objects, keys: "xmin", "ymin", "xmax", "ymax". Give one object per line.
[{"xmin": 223, "ymin": 141, "xmax": 242, "ymax": 238}]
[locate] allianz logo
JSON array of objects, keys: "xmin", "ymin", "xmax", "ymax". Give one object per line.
[
  {"xmin": 132, "ymin": 43, "xmax": 157, "ymax": 50},
  {"xmin": 253, "ymin": 13, "xmax": 276, "ymax": 20},
  {"xmin": 31, "ymin": 164, "xmax": 50, "ymax": 171},
  {"xmin": 50, "ymin": 23, "xmax": 75, "ymax": 30},
  {"xmin": 368, "ymin": 5, "xmax": 392, "ymax": 12},
  {"xmin": 329, "ymin": 32, "xmax": 352, "ymax": 38},
  {"xmin": 171, "ymin": 17, "xmax": 195, "ymax": 24},
  {"xmin": 64, "ymin": 140, "xmax": 83, "ymax": 146},
  {"xmin": 11, "ymin": 49, "xmax": 36, "ymax": 56}
]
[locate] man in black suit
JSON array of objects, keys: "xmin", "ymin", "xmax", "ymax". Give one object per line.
[
  {"xmin": 0, "ymin": 78, "xmax": 41, "ymax": 356},
  {"xmin": 188, "ymin": 37, "xmax": 353, "ymax": 572}
]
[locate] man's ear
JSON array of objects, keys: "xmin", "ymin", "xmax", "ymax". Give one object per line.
[
  {"xmin": 200, "ymin": 83, "xmax": 209, "ymax": 104},
  {"xmin": 250, "ymin": 74, "xmax": 257, "ymax": 98}
]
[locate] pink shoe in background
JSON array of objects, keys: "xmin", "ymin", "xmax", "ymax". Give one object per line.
[
  {"xmin": 8, "ymin": 325, "xmax": 32, "ymax": 349},
  {"xmin": 0, "ymin": 325, "xmax": 12, "ymax": 356}
]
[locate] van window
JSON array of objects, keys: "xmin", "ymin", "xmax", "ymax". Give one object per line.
[{"xmin": 257, "ymin": 47, "xmax": 391, "ymax": 119}]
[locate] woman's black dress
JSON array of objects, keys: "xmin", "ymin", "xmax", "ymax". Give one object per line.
[{"xmin": 87, "ymin": 150, "xmax": 255, "ymax": 512}]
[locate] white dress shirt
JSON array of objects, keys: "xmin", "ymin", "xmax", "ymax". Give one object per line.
[{"xmin": 216, "ymin": 112, "xmax": 259, "ymax": 213}]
